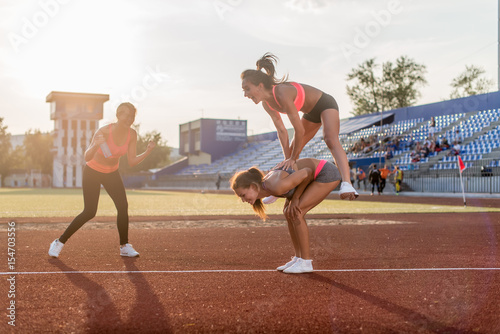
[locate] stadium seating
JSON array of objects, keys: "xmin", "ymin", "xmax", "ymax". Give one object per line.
[{"xmin": 172, "ymin": 109, "xmax": 500, "ymax": 176}]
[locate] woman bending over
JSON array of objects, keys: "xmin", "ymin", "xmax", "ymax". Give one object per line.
[{"xmin": 230, "ymin": 158, "xmax": 341, "ymax": 273}]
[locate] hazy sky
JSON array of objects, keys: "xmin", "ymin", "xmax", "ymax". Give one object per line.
[{"xmin": 1, "ymin": 0, "xmax": 497, "ymax": 147}]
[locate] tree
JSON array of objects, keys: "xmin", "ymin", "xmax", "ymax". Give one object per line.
[
  {"xmin": 0, "ymin": 118, "xmax": 12, "ymax": 186},
  {"xmin": 346, "ymin": 59, "xmax": 383, "ymax": 115},
  {"xmin": 346, "ymin": 56, "xmax": 427, "ymax": 115},
  {"xmin": 23, "ymin": 129, "xmax": 53, "ymax": 174},
  {"xmin": 383, "ymin": 56, "xmax": 427, "ymax": 109},
  {"xmin": 120, "ymin": 125, "xmax": 171, "ymax": 173},
  {"xmin": 449, "ymin": 65, "xmax": 494, "ymax": 99}
]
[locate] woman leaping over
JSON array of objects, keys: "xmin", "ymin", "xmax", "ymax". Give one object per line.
[{"xmin": 241, "ymin": 52, "xmax": 357, "ymax": 201}]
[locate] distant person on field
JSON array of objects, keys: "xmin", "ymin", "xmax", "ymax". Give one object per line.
[
  {"xmin": 48, "ymin": 103, "xmax": 156, "ymax": 258},
  {"xmin": 215, "ymin": 172, "xmax": 222, "ymax": 190},
  {"xmin": 230, "ymin": 158, "xmax": 341, "ymax": 274},
  {"xmin": 378, "ymin": 165, "xmax": 391, "ymax": 194},
  {"xmin": 368, "ymin": 164, "xmax": 381, "ymax": 196},
  {"xmin": 393, "ymin": 166, "xmax": 404, "ymax": 195},
  {"xmin": 356, "ymin": 167, "xmax": 366, "ymax": 191},
  {"xmin": 350, "ymin": 165, "xmax": 356, "ymax": 185}
]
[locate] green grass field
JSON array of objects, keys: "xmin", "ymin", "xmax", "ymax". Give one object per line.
[{"xmin": 1, "ymin": 188, "xmax": 498, "ymax": 218}]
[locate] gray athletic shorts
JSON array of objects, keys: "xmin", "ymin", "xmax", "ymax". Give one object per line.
[{"xmin": 315, "ymin": 160, "xmax": 342, "ymax": 183}]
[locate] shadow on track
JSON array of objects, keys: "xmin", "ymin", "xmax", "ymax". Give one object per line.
[
  {"xmin": 307, "ymin": 273, "xmax": 476, "ymax": 334},
  {"xmin": 48, "ymin": 258, "xmax": 123, "ymax": 333},
  {"xmin": 122, "ymin": 257, "xmax": 172, "ymax": 333}
]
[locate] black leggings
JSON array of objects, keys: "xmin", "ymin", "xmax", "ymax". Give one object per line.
[
  {"xmin": 59, "ymin": 165, "xmax": 129, "ymax": 245},
  {"xmin": 379, "ymin": 178, "xmax": 386, "ymax": 193}
]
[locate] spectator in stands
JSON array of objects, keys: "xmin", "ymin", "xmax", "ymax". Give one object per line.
[
  {"xmin": 420, "ymin": 142, "xmax": 430, "ymax": 158},
  {"xmin": 384, "ymin": 146, "xmax": 394, "ymax": 160},
  {"xmin": 48, "ymin": 102, "xmax": 156, "ymax": 258},
  {"xmin": 391, "ymin": 136, "xmax": 401, "ymax": 151},
  {"xmin": 453, "ymin": 129, "xmax": 463, "ymax": 144},
  {"xmin": 352, "ymin": 141, "xmax": 362, "ymax": 154},
  {"xmin": 378, "ymin": 165, "xmax": 391, "ymax": 194},
  {"xmin": 360, "ymin": 137, "xmax": 368, "ymax": 147},
  {"xmin": 241, "ymin": 53, "xmax": 357, "ymax": 201},
  {"xmin": 434, "ymin": 139, "xmax": 441, "ymax": 152},
  {"xmin": 428, "ymin": 116, "xmax": 436, "ymax": 140},
  {"xmin": 439, "ymin": 136, "xmax": 450, "ymax": 151},
  {"xmin": 410, "ymin": 142, "xmax": 422, "ymax": 162},
  {"xmin": 428, "ymin": 137, "xmax": 436, "ymax": 154},
  {"xmin": 356, "ymin": 167, "xmax": 366, "ymax": 191},
  {"xmin": 230, "ymin": 158, "xmax": 342, "ymax": 274},
  {"xmin": 368, "ymin": 164, "xmax": 381, "ymax": 196},
  {"xmin": 448, "ymin": 141, "xmax": 461, "ymax": 156},
  {"xmin": 362, "ymin": 137, "xmax": 372, "ymax": 154}
]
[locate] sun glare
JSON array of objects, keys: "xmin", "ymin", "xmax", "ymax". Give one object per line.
[{"xmin": 9, "ymin": 0, "xmax": 141, "ymax": 97}]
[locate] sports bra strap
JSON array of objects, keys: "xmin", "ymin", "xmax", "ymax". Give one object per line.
[{"xmin": 266, "ymin": 82, "xmax": 305, "ymax": 113}]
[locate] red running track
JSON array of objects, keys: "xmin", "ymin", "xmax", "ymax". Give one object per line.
[{"xmin": 1, "ymin": 212, "xmax": 500, "ymax": 333}]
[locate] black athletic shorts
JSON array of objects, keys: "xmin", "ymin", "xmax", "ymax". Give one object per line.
[{"xmin": 302, "ymin": 93, "xmax": 339, "ymax": 124}]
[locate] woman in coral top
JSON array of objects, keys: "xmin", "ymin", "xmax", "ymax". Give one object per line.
[
  {"xmin": 241, "ymin": 53, "xmax": 357, "ymax": 201},
  {"xmin": 48, "ymin": 102, "xmax": 156, "ymax": 258}
]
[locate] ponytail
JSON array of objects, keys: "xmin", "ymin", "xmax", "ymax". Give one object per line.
[
  {"xmin": 230, "ymin": 167, "xmax": 268, "ymax": 221},
  {"xmin": 241, "ymin": 52, "xmax": 288, "ymax": 89}
]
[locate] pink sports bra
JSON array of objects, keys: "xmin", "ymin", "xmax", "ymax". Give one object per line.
[
  {"xmin": 265, "ymin": 82, "xmax": 305, "ymax": 113},
  {"xmin": 87, "ymin": 124, "xmax": 131, "ymax": 173}
]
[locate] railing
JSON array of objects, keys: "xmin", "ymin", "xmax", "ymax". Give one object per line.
[
  {"xmin": 141, "ymin": 158, "xmax": 500, "ymax": 194},
  {"xmin": 402, "ymin": 158, "xmax": 500, "ymax": 194}
]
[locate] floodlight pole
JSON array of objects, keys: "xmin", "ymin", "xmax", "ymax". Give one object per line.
[
  {"xmin": 498, "ymin": 0, "xmax": 500, "ymax": 90},
  {"xmin": 379, "ymin": 90, "xmax": 384, "ymax": 167},
  {"xmin": 379, "ymin": 109, "xmax": 383, "ymax": 167}
]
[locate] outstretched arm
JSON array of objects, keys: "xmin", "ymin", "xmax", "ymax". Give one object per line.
[{"xmin": 126, "ymin": 130, "xmax": 156, "ymax": 167}]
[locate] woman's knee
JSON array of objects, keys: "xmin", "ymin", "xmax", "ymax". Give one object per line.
[
  {"xmin": 117, "ymin": 204, "xmax": 128, "ymax": 216},
  {"xmin": 80, "ymin": 208, "xmax": 97, "ymax": 221},
  {"xmin": 324, "ymin": 135, "xmax": 341, "ymax": 151},
  {"xmin": 114, "ymin": 198, "xmax": 128, "ymax": 213},
  {"xmin": 283, "ymin": 206, "xmax": 291, "ymax": 220}
]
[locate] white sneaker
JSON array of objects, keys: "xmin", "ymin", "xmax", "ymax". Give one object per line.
[
  {"xmin": 339, "ymin": 182, "xmax": 359, "ymax": 200},
  {"xmin": 120, "ymin": 243, "xmax": 140, "ymax": 257},
  {"xmin": 283, "ymin": 258, "xmax": 313, "ymax": 274},
  {"xmin": 276, "ymin": 256, "xmax": 299, "ymax": 271},
  {"xmin": 48, "ymin": 239, "xmax": 64, "ymax": 258},
  {"xmin": 262, "ymin": 195, "xmax": 278, "ymax": 204}
]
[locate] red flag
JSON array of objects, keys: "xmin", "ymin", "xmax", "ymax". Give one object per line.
[{"xmin": 458, "ymin": 155, "xmax": 466, "ymax": 173}]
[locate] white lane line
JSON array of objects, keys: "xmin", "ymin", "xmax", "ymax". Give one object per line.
[{"xmin": 1, "ymin": 268, "xmax": 500, "ymax": 275}]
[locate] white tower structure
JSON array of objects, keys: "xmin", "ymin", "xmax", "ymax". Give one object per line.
[{"xmin": 46, "ymin": 91, "xmax": 109, "ymax": 187}]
